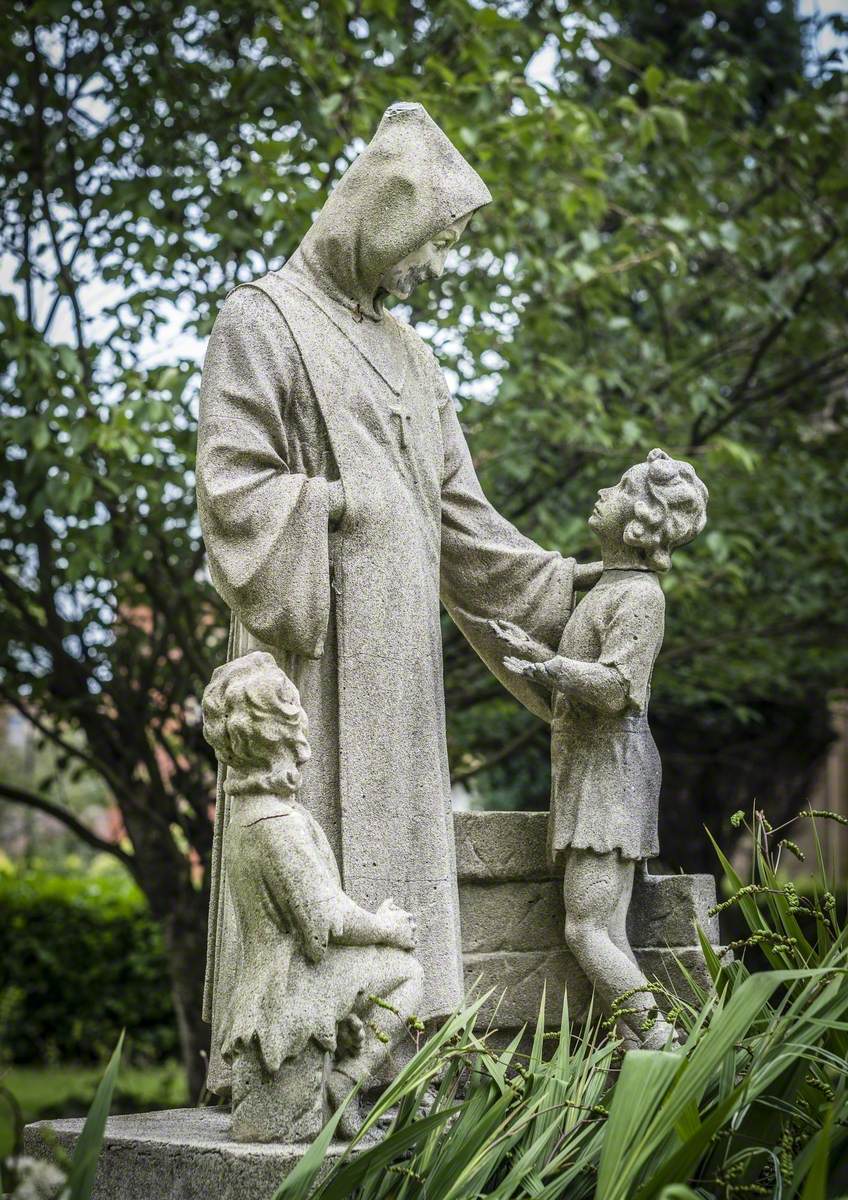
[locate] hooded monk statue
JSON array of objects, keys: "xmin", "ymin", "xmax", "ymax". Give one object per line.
[{"xmin": 197, "ymin": 103, "xmax": 584, "ymax": 1094}]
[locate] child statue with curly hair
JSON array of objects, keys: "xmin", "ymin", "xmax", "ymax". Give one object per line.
[
  {"xmin": 491, "ymin": 449, "xmax": 708, "ymax": 1049},
  {"xmin": 202, "ymin": 651, "xmax": 423, "ymax": 1142}
]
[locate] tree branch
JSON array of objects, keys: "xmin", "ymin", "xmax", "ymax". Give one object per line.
[
  {"xmin": 0, "ymin": 779, "xmax": 135, "ymax": 868},
  {"xmin": 452, "ymin": 724, "xmax": 540, "ymax": 783},
  {"xmin": 690, "ymin": 230, "xmax": 843, "ymax": 447}
]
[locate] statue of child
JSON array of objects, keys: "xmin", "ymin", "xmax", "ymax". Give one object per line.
[
  {"xmin": 491, "ymin": 449, "xmax": 708, "ymax": 1049},
  {"xmin": 202, "ymin": 651, "xmax": 423, "ymax": 1141}
]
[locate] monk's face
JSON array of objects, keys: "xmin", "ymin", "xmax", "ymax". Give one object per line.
[{"xmin": 379, "ymin": 215, "xmax": 470, "ymax": 300}]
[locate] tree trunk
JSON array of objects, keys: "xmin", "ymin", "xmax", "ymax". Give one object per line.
[
  {"xmin": 122, "ymin": 806, "xmax": 211, "ymax": 1100},
  {"xmin": 158, "ymin": 884, "xmax": 211, "ymax": 1101}
]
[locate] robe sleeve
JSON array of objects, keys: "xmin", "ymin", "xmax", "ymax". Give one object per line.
[
  {"xmin": 437, "ymin": 385, "xmax": 575, "ymax": 723},
  {"xmin": 196, "ymin": 286, "xmax": 332, "ymax": 657},
  {"xmin": 596, "ymin": 581, "xmax": 666, "ymax": 715}
]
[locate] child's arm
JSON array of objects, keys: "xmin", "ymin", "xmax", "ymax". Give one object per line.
[
  {"xmin": 504, "ymin": 581, "xmax": 666, "ymax": 715},
  {"xmin": 574, "ymin": 561, "xmax": 604, "ymax": 591},
  {"xmin": 503, "ymin": 654, "xmax": 627, "ymax": 714},
  {"xmin": 333, "ymin": 896, "xmax": 417, "ymax": 951},
  {"xmin": 269, "ymin": 829, "xmax": 417, "ymax": 959}
]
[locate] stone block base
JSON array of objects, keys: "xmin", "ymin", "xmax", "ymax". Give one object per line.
[
  {"xmin": 464, "ymin": 945, "xmax": 713, "ymax": 1027},
  {"xmin": 23, "ymin": 1107, "xmax": 346, "ymax": 1200},
  {"xmin": 455, "ymin": 811, "xmax": 723, "ymax": 1037}
]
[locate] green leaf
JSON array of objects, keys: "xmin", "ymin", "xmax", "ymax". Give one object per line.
[
  {"xmin": 319, "ymin": 93, "xmax": 342, "ymax": 118},
  {"xmin": 643, "ymin": 65, "xmax": 665, "ymax": 98},
  {"xmin": 800, "ymin": 1103, "xmax": 834, "ymax": 1200},
  {"xmin": 65, "ymin": 1032, "xmax": 124, "ymax": 1200},
  {"xmin": 596, "ymin": 1050, "xmax": 680, "ymax": 1198}
]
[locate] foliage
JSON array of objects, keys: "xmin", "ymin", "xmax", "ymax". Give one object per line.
[
  {"xmin": 0, "ymin": 869, "xmax": 176, "ymax": 1066},
  {"xmin": 271, "ymin": 813, "xmax": 848, "ymax": 1200},
  {"xmin": 0, "ymin": 1034, "xmax": 123, "ymax": 1200},
  {"xmin": 0, "ymin": 0, "xmax": 846, "ymax": 1072}
]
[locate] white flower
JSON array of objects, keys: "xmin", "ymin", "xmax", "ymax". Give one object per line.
[{"xmin": 7, "ymin": 1155, "xmax": 67, "ymax": 1200}]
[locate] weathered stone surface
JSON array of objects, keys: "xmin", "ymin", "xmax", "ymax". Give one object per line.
[
  {"xmin": 455, "ymin": 811, "xmax": 719, "ymax": 939},
  {"xmin": 486, "ymin": 453, "xmax": 708, "ymax": 1052},
  {"xmin": 465, "ymin": 948, "xmax": 592, "ymax": 1026},
  {"xmin": 201, "ymin": 652, "xmax": 422, "ymax": 1141},
  {"xmin": 455, "ymin": 811, "xmax": 550, "ymax": 882},
  {"xmin": 465, "ymin": 945, "xmax": 713, "ymax": 1028},
  {"xmin": 458, "ymin": 872, "xmax": 718, "ymax": 955},
  {"xmin": 199, "ymin": 101, "xmax": 578, "ymax": 1097},
  {"xmin": 637, "ymin": 945, "xmax": 714, "ymax": 1002},
  {"xmin": 459, "ymin": 880, "xmax": 563, "ymax": 954},
  {"xmin": 628, "ymin": 872, "xmax": 719, "ymax": 947},
  {"xmin": 23, "ymin": 1108, "xmax": 347, "ymax": 1200}
]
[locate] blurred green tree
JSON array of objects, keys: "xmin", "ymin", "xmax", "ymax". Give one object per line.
[{"xmin": 1, "ymin": 0, "xmax": 846, "ymax": 1085}]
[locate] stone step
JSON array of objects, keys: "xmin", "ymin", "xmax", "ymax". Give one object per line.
[
  {"xmin": 454, "ymin": 811, "xmax": 720, "ymax": 948},
  {"xmin": 464, "ymin": 945, "xmax": 715, "ymax": 1028},
  {"xmin": 23, "ymin": 1108, "xmax": 346, "ymax": 1200},
  {"xmin": 459, "ymin": 875, "xmax": 719, "ymax": 953}
]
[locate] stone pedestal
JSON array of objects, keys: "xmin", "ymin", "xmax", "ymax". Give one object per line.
[
  {"xmin": 23, "ymin": 813, "xmax": 722, "ymax": 1198},
  {"xmin": 454, "ymin": 811, "xmax": 721, "ymax": 1028},
  {"xmin": 23, "ymin": 1108, "xmax": 346, "ymax": 1200}
]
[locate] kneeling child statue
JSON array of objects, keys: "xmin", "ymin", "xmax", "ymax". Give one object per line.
[{"xmin": 202, "ymin": 651, "xmax": 423, "ymax": 1141}]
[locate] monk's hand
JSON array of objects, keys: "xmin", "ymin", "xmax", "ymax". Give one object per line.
[
  {"xmin": 376, "ymin": 898, "xmax": 417, "ymax": 951},
  {"xmin": 489, "ymin": 619, "xmax": 535, "ymax": 653},
  {"xmin": 574, "ymin": 561, "xmax": 604, "ymax": 590},
  {"xmin": 327, "ymin": 479, "xmax": 346, "ymax": 526}
]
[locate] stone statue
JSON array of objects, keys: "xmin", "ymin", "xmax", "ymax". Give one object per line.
[
  {"xmin": 201, "ymin": 651, "xmax": 423, "ymax": 1142},
  {"xmin": 493, "ymin": 449, "xmax": 708, "ymax": 1048},
  {"xmin": 197, "ymin": 101, "xmax": 601, "ymax": 1092}
]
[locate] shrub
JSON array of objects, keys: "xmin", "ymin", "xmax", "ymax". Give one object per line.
[{"xmin": 0, "ymin": 870, "xmax": 177, "ymax": 1065}]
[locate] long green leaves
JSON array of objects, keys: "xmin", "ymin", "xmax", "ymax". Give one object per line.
[
  {"xmin": 273, "ymin": 809, "xmax": 848, "ymax": 1199},
  {"xmin": 63, "ymin": 1032, "xmax": 124, "ymax": 1200}
]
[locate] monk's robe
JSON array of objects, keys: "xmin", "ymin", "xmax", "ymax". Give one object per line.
[{"xmin": 197, "ymin": 103, "xmax": 574, "ymax": 1093}]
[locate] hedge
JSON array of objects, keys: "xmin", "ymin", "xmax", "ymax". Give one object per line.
[{"xmin": 0, "ymin": 870, "xmax": 177, "ymax": 1064}]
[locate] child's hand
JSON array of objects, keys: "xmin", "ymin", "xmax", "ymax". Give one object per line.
[
  {"xmin": 376, "ymin": 898, "xmax": 417, "ymax": 951},
  {"xmin": 503, "ymin": 655, "xmax": 546, "ymax": 680},
  {"xmin": 489, "ymin": 619, "xmax": 536, "ymax": 654},
  {"xmin": 574, "ymin": 561, "xmax": 604, "ymax": 590}
]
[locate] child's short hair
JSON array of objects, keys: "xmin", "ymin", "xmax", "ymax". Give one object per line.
[
  {"xmin": 202, "ymin": 652, "xmax": 310, "ymax": 794},
  {"xmin": 624, "ymin": 448, "xmax": 708, "ymax": 572}
]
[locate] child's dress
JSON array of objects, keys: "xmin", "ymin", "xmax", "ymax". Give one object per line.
[{"xmin": 548, "ymin": 569, "xmax": 665, "ymax": 865}]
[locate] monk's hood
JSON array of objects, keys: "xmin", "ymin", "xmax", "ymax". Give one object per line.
[{"xmin": 288, "ymin": 102, "xmax": 492, "ymax": 319}]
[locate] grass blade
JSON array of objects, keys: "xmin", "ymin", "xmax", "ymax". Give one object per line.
[{"xmin": 64, "ymin": 1032, "xmax": 124, "ymax": 1200}]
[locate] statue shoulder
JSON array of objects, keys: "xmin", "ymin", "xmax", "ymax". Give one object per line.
[
  {"xmin": 220, "ymin": 273, "xmax": 304, "ymax": 322},
  {"xmin": 388, "ymin": 313, "xmax": 452, "ymax": 409},
  {"xmin": 208, "ymin": 278, "xmax": 282, "ymax": 342},
  {"xmin": 604, "ymin": 572, "xmax": 666, "ymax": 622},
  {"xmin": 207, "ymin": 276, "xmax": 308, "ymax": 369}
]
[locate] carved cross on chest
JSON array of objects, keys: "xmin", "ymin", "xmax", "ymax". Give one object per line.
[{"xmin": 389, "ymin": 404, "xmax": 413, "ymax": 449}]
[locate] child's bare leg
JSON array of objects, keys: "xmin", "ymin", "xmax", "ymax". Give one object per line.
[
  {"xmin": 327, "ymin": 950, "xmax": 423, "ymax": 1135},
  {"xmin": 563, "ymin": 848, "xmax": 673, "ymax": 1049},
  {"xmin": 608, "ymin": 860, "xmax": 638, "ymax": 966}
]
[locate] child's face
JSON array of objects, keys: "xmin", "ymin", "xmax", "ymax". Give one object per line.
[{"xmin": 588, "ymin": 464, "xmax": 646, "ymax": 541}]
